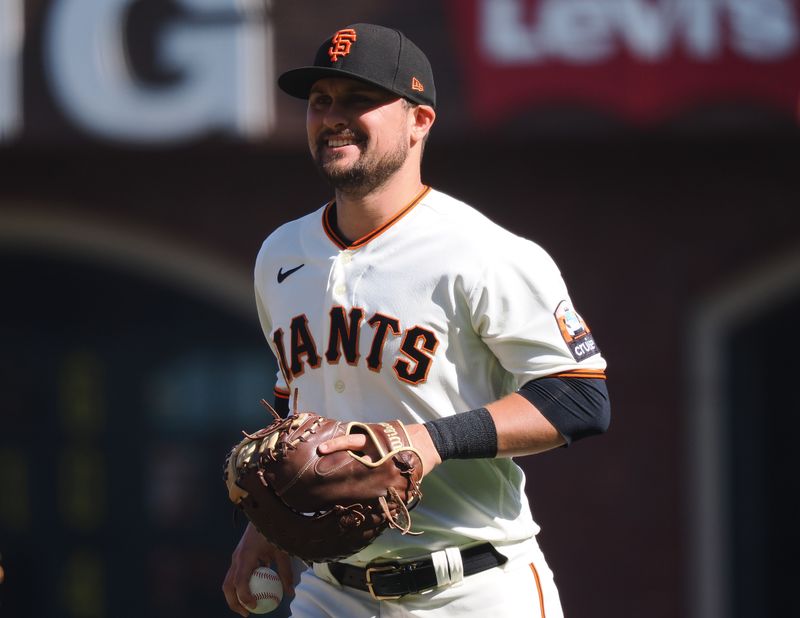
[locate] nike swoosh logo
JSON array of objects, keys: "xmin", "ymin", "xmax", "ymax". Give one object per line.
[{"xmin": 277, "ymin": 264, "xmax": 305, "ymax": 283}]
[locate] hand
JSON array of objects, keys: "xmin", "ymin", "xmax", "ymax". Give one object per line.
[
  {"xmin": 318, "ymin": 422, "xmax": 441, "ymax": 478},
  {"xmin": 405, "ymin": 423, "xmax": 442, "ymax": 476},
  {"xmin": 222, "ymin": 522, "xmax": 295, "ymax": 616}
]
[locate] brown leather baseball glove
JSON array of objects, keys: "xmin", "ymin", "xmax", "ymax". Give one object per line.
[{"xmin": 224, "ymin": 399, "xmax": 424, "ymax": 563}]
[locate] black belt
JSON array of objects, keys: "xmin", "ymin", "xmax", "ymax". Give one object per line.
[{"xmin": 327, "ymin": 543, "xmax": 508, "ymax": 600}]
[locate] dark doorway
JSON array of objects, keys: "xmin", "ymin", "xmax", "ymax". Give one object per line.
[
  {"xmin": 724, "ymin": 292, "xmax": 800, "ymax": 618},
  {"xmin": 0, "ymin": 251, "xmax": 280, "ymax": 617}
]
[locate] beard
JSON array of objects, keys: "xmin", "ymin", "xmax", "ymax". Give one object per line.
[{"xmin": 313, "ymin": 135, "xmax": 409, "ymax": 197}]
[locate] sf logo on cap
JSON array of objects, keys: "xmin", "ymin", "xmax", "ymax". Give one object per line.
[{"xmin": 328, "ymin": 29, "xmax": 357, "ymax": 62}]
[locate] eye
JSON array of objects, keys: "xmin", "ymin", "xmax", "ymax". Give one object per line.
[
  {"xmin": 309, "ymin": 93, "xmax": 332, "ymax": 109},
  {"xmin": 347, "ymin": 92, "xmax": 393, "ymax": 110}
]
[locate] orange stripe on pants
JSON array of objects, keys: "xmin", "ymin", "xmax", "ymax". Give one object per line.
[{"xmin": 529, "ymin": 563, "xmax": 545, "ymax": 618}]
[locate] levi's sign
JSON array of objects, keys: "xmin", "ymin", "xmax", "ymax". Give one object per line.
[{"xmin": 446, "ymin": 0, "xmax": 800, "ymax": 124}]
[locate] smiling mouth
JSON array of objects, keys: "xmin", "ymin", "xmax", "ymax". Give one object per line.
[
  {"xmin": 320, "ymin": 131, "xmax": 363, "ymax": 150},
  {"xmin": 327, "ymin": 137, "xmax": 357, "ymax": 148}
]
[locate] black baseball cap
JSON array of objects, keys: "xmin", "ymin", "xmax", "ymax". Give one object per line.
[{"xmin": 278, "ymin": 23, "xmax": 436, "ymax": 108}]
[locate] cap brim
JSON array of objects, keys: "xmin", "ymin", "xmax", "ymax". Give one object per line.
[{"xmin": 278, "ymin": 66, "xmax": 403, "ymax": 101}]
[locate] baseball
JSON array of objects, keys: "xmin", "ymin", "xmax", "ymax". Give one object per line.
[{"xmin": 237, "ymin": 566, "xmax": 283, "ymax": 614}]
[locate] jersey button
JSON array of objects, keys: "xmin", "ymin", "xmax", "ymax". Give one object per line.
[
  {"xmin": 334, "ymin": 284, "xmax": 346, "ymax": 295},
  {"xmin": 334, "ymin": 380, "xmax": 345, "ymax": 393}
]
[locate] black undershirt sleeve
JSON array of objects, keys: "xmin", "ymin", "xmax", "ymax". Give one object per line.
[
  {"xmin": 517, "ymin": 377, "xmax": 610, "ymax": 445},
  {"xmin": 423, "ymin": 377, "xmax": 609, "ymax": 461},
  {"xmin": 273, "ymin": 389, "xmax": 291, "ymax": 418}
]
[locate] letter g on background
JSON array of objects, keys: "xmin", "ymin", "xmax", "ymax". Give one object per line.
[{"xmin": 44, "ymin": 0, "xmax": 274, "ymax": 144}]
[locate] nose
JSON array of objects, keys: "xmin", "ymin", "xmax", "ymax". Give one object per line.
[{"xmin": 322, "ymin": 101, "xmax": 348, "ymax": 132}]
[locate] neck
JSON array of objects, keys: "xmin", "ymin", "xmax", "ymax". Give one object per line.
[{"xmin": 333, "ymin": 165, "xmax": 425, "ymax": 243}]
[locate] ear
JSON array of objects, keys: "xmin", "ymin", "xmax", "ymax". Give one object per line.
[{"xmin": 409, "ymin": 104, "xmax": 436, "ymax": 145}]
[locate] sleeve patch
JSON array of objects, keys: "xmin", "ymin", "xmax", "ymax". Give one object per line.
[{"xmin": 554, "ymin": 300, "xmax": 600, "ymax": 362}]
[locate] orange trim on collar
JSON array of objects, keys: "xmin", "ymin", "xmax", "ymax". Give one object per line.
[{"xmin": 322, "ymin": 185, "xmax": 431, "ymax": 250}]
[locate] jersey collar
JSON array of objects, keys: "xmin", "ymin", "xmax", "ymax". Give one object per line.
[{"xmin": 322, "ymin": 185, "xmax": 431, "ymax": 250}]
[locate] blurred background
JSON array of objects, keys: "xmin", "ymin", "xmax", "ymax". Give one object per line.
[{"xmin": 1, "ymin": 1, "xmax": 798, "ymax": 617}]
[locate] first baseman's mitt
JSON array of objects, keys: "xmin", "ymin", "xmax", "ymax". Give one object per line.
[{"xmin": 224, "ymin": 398, "xmax": 424, "ymax": 563}]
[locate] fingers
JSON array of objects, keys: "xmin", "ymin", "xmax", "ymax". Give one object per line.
[
  {"xmin": 272, "ymin": 550, "xmax": 297, "ymax": 598},
  {"xmin": 222, "ymin": 561, "xmax": 252, "ymax": 617},
  {"xmin": 224, "ymin": 548, "xmax": 295, "ymax": 615},
  {"xmin": 222, "ymin": 524, "xmax": 274, "ymax": 616},
  {"xmin": 318, "ymin": 433, "xmax": 367, "ymax": 454}
]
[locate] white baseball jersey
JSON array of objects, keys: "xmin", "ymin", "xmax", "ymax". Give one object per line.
[{"xmin": 254, "ymin": 186, "xmax": 606, "ymax": 565}]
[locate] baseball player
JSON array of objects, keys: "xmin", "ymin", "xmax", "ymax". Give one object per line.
[{"xmin": 222, "ymin": 23, "xmax": 610, "ymax": 617}]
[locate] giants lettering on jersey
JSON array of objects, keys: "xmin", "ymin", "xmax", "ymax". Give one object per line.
[{"xmin": 272, "ymin": 306, "xmax": 439, "ymax": 386}]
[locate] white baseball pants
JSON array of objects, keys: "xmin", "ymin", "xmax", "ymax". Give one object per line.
[{"xmin": 288, "ymin": 537, "xmax": 564, "ymax": 618}]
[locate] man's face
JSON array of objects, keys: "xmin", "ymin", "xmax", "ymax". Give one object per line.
[{"xmin": 307, "ymin": 78, "xmax": 411, "ymax": 195}]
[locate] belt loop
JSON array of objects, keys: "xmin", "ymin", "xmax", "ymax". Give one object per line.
[
  {"xmin": 430, "ymin": 547, "xmax": 465, "ymax": 588},
  {"xmin": 430, "ymin": 550, "xmax": 451, "ymax": 586},
  {"xmin": 445, "ymin": 547, "xmax": 464, "ymax": 585}
]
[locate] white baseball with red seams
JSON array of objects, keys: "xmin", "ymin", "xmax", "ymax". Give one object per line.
[{"xmin": 237, "ymin": 567, "xmax": 282, "ymax": 614}]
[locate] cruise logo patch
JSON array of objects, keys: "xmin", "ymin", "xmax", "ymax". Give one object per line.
[{"xmin": 554, "ymin": 300, "xmax": 600, "ymax": 361}]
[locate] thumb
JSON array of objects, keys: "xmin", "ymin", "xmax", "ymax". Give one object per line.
[{"xmin": 236, "ymin": 579, "xmax": 257, "ymax": 612}]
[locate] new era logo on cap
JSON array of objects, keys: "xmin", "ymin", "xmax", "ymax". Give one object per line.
[{"xmin": 278, "ymin": 23, "xmax": 436, "ymax": 108}]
